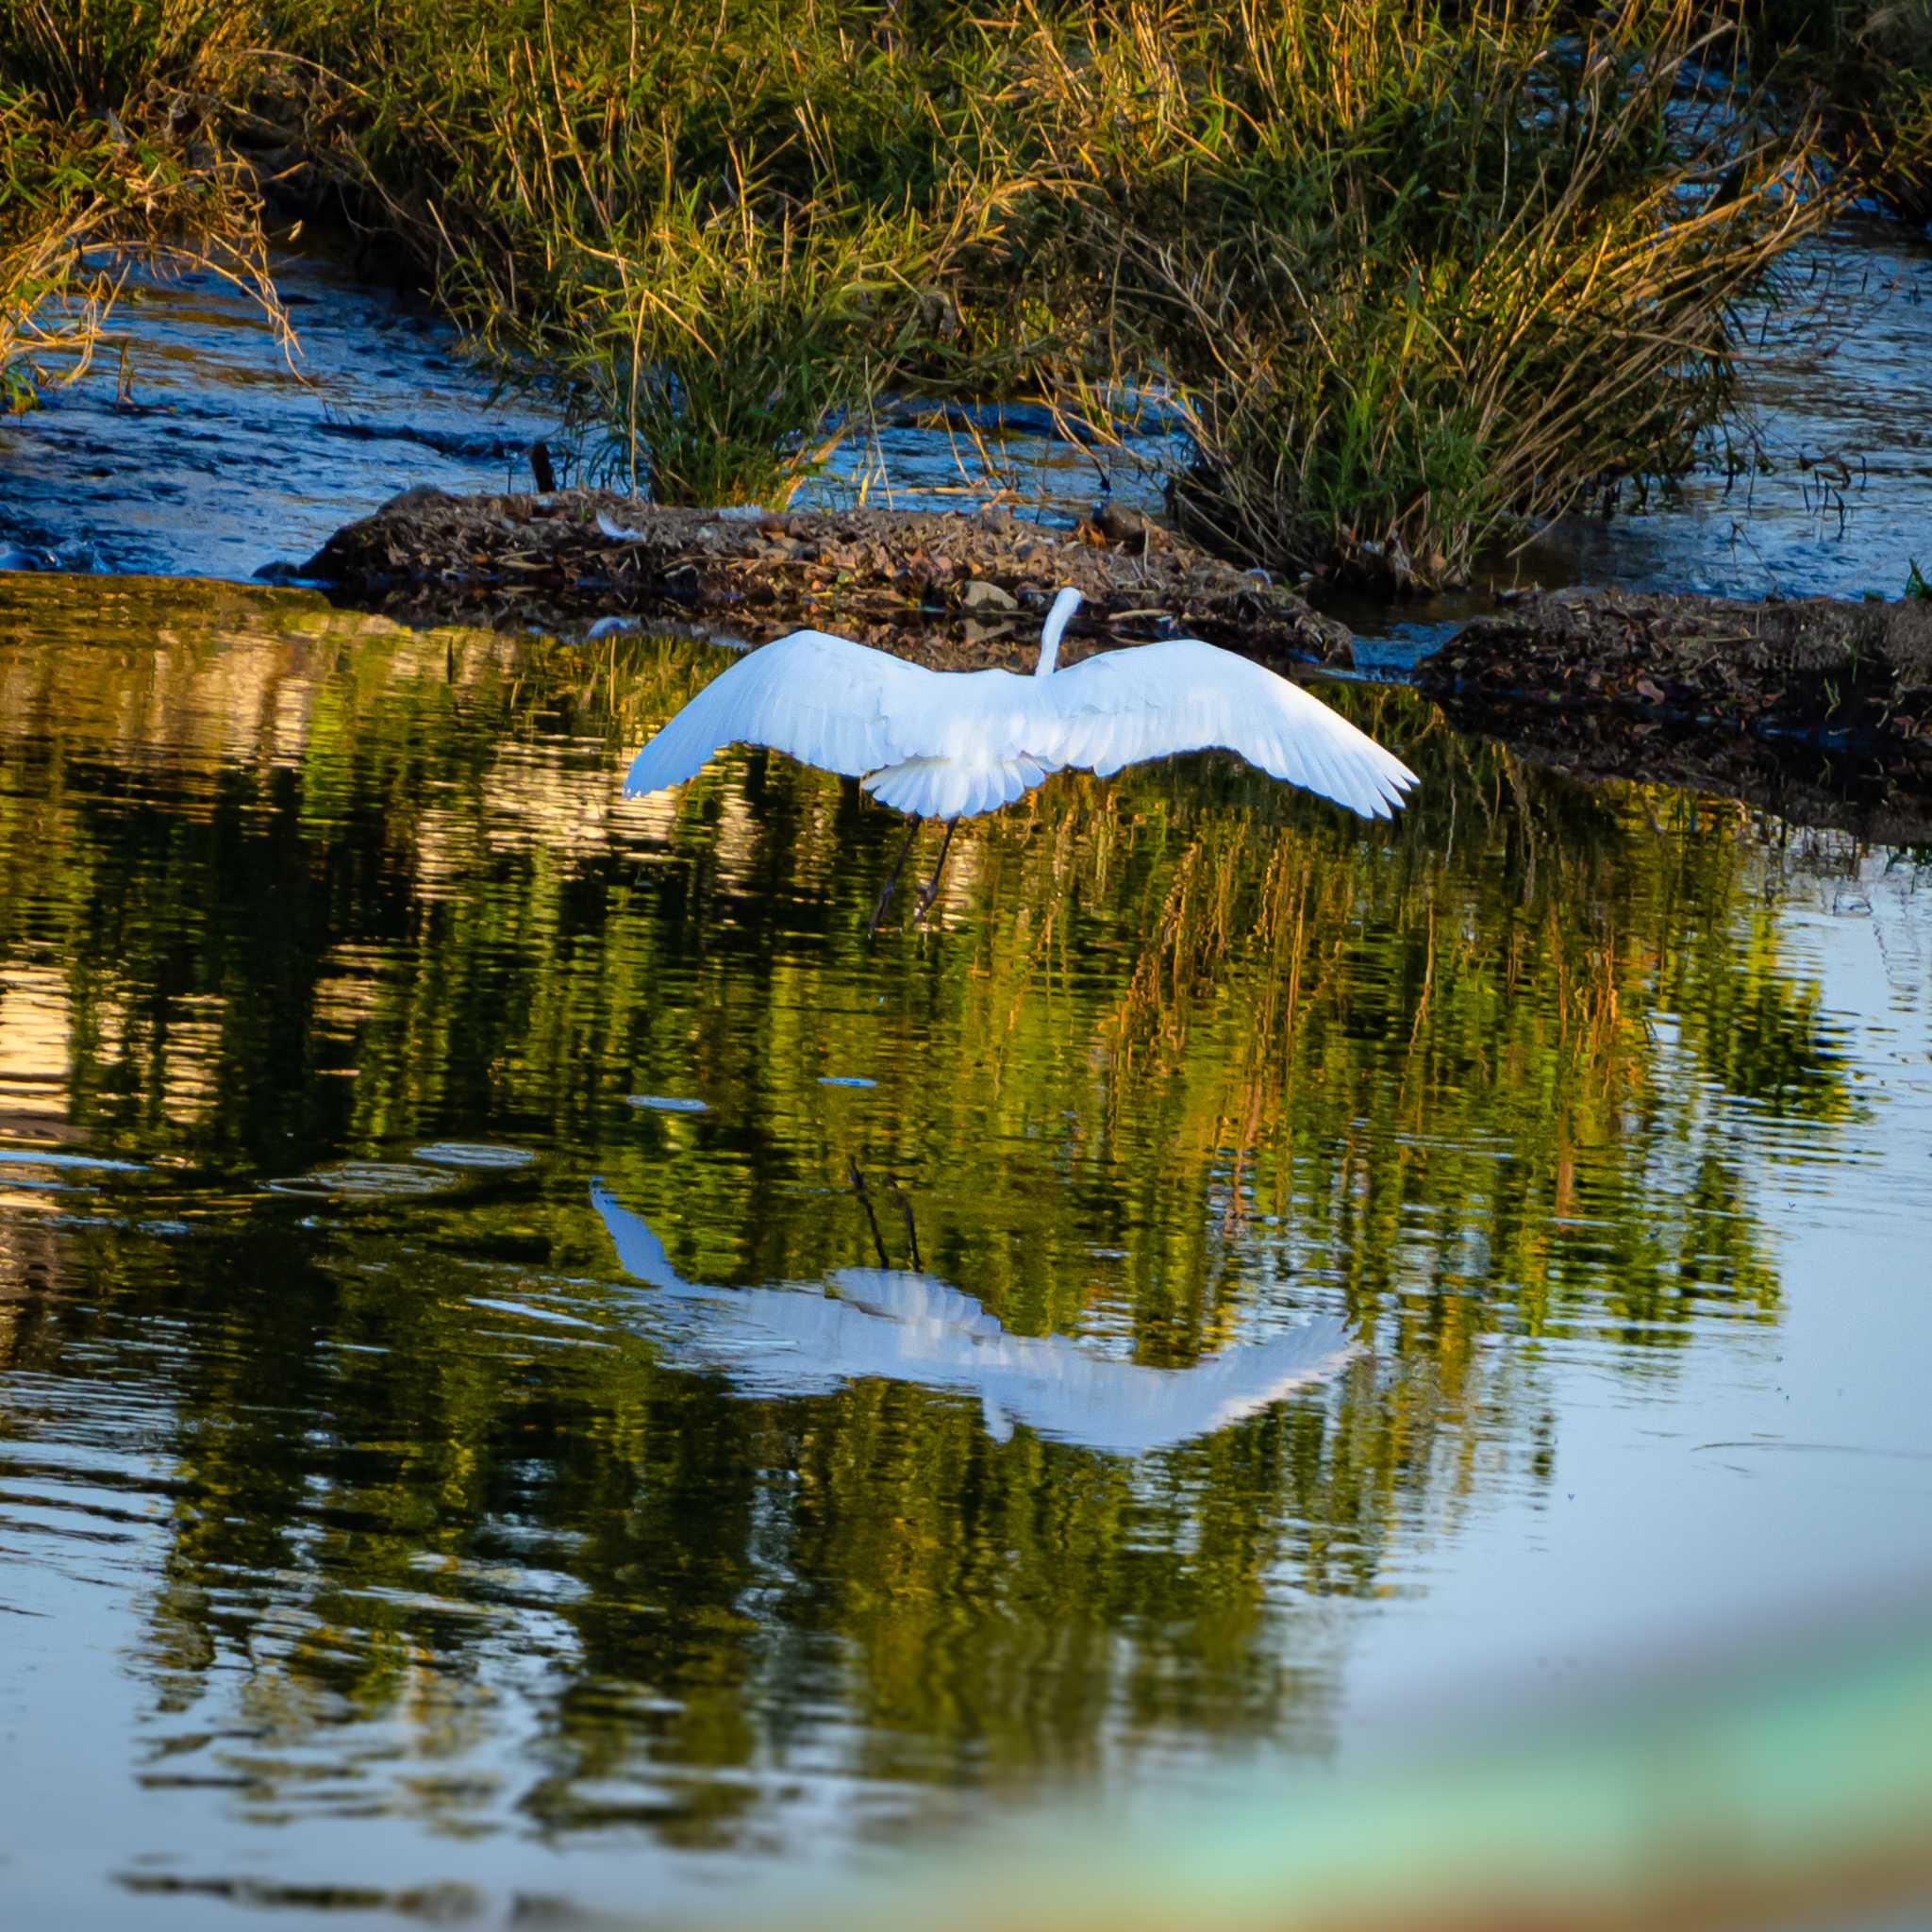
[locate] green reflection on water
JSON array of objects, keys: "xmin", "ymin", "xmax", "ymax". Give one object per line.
[{"xmin": 0, "ymin": 573, "xmax": 1859, "ymax": 1849}]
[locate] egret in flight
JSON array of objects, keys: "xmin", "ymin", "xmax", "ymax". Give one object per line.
[{"xmin": 624, "ymin": 587, "xmax": 1417, "ymax": 927}]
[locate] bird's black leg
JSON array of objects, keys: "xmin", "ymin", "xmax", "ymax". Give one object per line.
[
  {"xmin": 912, "ymin": 818, "xmax": 958, "ymax": 924},
  {"xmin": 869, "ymin": 818, "xmax": 920, "ymax": 934},
  {"xmin": 848, "ymin": 1158, "xmax": 891, "ymax": 1269}
]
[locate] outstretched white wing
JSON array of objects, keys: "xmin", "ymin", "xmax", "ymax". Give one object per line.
[
  {"xmin": 623, "ymin": 631, "xmax": 951, "ymax": 796},
  {"xmin": 1041, "ymin": 640, "xmax": 1418, "ymax": 819},
  {"xmin": 625, "ymin": 622, "xmax": 1419, "ymax": 821}
]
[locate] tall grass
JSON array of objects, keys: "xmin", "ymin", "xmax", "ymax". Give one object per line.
[
  {"xmin": 0, "ymin": 93, "xmax": 285, "ymax": 413},
  {"xmin": 0, "ymin": 3, "xmax": 286, "ymax": 413},
  {"xmin": 0, "ymin": 0, "xmax": 1867, "ymax": 578},
  {"xmin": 1044, "ymin": 0, "xmax": 1837, "ymax": 581},
  {"xmin": 218, "ymin": 0, "xmax": 1046, "ymax": 503}
]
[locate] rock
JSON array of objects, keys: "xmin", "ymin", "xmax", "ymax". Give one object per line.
[
  {"xmin": 961, "ymin": 618, "xmax": 1015, "ymax": 645},
  {"xmin": 1092, "ymin": 501, "xmax": 1157, "ymax": 548},
  {"xmin": 959, "ymin": 580, "xmax": 1019, "ymax": 612}
]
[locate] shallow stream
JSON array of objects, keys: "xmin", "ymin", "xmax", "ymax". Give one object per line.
[{"xmin": 7, "ymin": 213, "xmax": 1929, "ymax": 618}]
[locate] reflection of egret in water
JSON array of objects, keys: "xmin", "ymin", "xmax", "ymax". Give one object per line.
[{"xmin": 591, "ymin": 1182, "xmax": 1356, "ymax": 1457}]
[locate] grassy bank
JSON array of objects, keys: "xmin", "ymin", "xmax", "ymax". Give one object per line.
[
  {"xmin": 0, "ymin": 6, "xmax": 284, "ymax": 414},
  {"xmin": 1, "ymin": 0, "xmax": 1912, "ymax": 585},
  {"xmin": 0, "ymin": 92, "xmax": 271, "ymax": 413}
]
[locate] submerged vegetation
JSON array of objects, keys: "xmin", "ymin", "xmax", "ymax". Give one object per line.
[{"xmin": 1, "ymin": 0, "xmax": 1924, "ymax": 581}]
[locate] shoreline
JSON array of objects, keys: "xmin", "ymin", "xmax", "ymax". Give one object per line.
[
  {"xmin": 1417, "ymin": 589, "xmax": 1932, "ymax": 757},
  {"xmin": 1415, "ymin": 587, "xmax": 1932, "ymax": 847},
  {"xmin": 286, "ymin": 490, "xmax": 1932, "ymax": 839},
  {"xmin": 291, "ymin": 489, "xmax": 1353, "ymax": 669}
]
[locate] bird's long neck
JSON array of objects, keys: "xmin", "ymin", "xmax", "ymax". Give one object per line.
[{"xmin": 1036, "ymin": 587, "xmax": 1082, "ymax": 677}]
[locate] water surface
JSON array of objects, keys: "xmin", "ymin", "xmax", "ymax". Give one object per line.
[
  {"xmin": 0, "ymin": 256, "xmax": 1141, "ymax": 583},
  {"xmin": 2, "ymin": 573, "xmax": 1929, "ymax": 1924}
]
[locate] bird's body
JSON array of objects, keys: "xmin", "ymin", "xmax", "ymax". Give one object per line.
[
  {"xmin": 631, "ymin": 633, "xmax": 1067, "ymax": 818},
  {"xmin": 625, "ymin": 587, "xmax": 1416, "ymax": 820},
  {"xmin": 624, "ymin": 587, "xmax": 1416, "ymax": 923}
]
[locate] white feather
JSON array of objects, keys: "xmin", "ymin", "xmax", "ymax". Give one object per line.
[
  {"xmin": 623, "ymin": 591, "xmax": 1418, "ymax": 822},
  {"xmin": 1039, "ymin": 641, "xmax": 1416, "ymax": 819}
]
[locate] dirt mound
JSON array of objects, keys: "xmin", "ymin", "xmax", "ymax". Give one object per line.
[
  {"xmin": 1417, "ymin": 587, "xmax": 1932, "ymax": 843},
  {"xmin": 297, "ymin": 489, "xmax": 1352, "ymax": 668},
  {"xmin": 1420, "ymin": 589, "xmax": 1932, "ymax": 760}
]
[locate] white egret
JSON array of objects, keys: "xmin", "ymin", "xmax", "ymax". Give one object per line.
[
  {"xmin": 624, "ymin": 586, "xmax": 1417, "ymax": 926},
  {"xmin": 592, "ymin": 1182, "xmax": 1355, "ymax": 1456}
]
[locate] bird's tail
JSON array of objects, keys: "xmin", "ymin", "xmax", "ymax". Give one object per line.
[{"xmin": 862, "ymin": 756, "xmax": 1055, "ymax": 819}]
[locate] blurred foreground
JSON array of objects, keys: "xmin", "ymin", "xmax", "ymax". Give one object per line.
[{"xmin": 691, "ymin": 1617, "xmax": 1932, "ymax": 1932}]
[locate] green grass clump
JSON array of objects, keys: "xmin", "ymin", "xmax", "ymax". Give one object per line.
[
  {"xmin": 0, "ymin": 3, "xmax": 285, "ymax": 413},
  {"xmin": 0, "ymin": 0, "xmax": 1861, "ymax": 580},
  {"xmin": 1045, "ymin": 0, "xmax": 1836, "ymax": 582},
  {"xmin": 0, "ymin": 92, "xmax": 283, "ymax": 413},
  {"xmin": 207, "ymin": 0, "xmax": 1042, "ymax": 505}
]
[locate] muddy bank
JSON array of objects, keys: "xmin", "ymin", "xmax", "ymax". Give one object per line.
[
  {"xmin": 1418, "ymin": 587, "xmax": 1932, "ymax": 842},
  {"xmin": 295, "ymin": 489, "xmax": 1351, "ymax": 665},
  {"xmin": 1420, "ymin": 588, "xmax": 1932, "ymax": 753}
]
